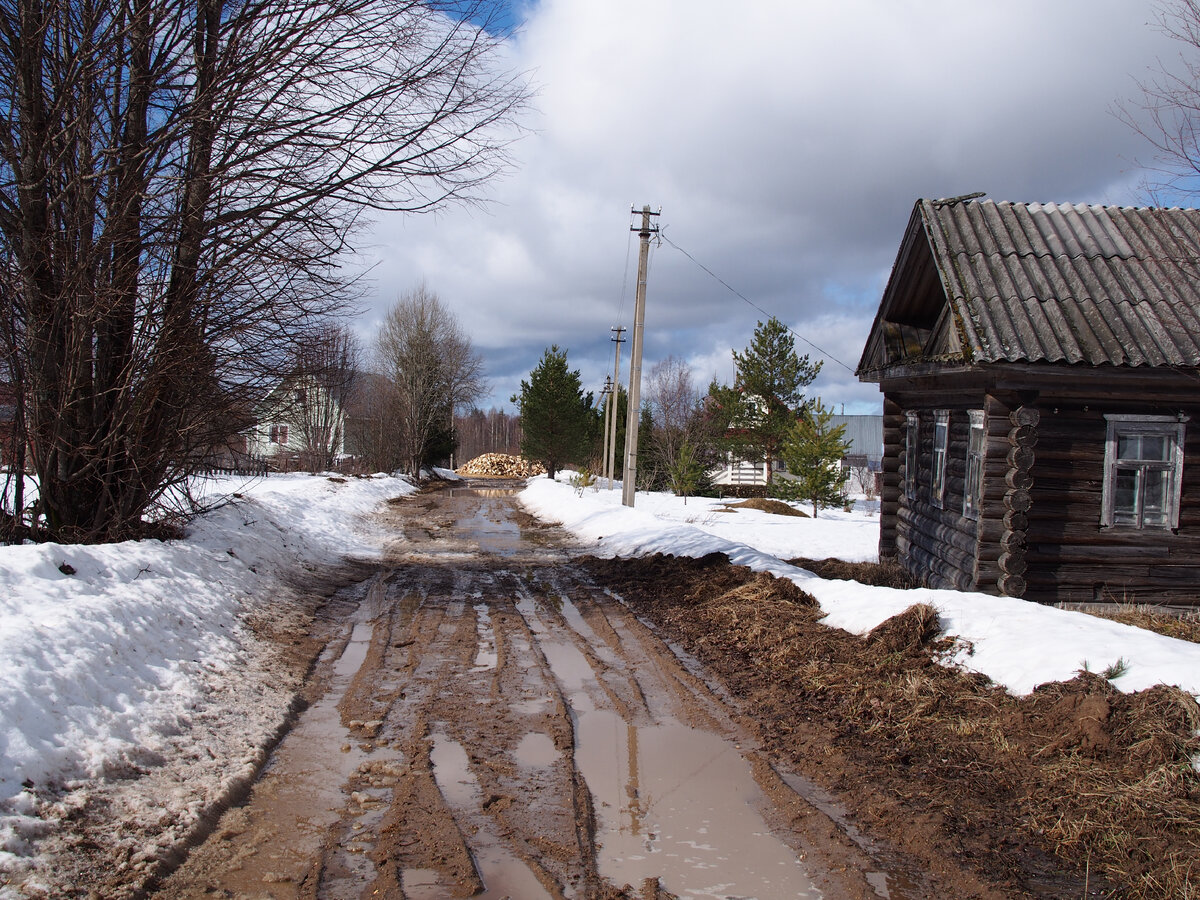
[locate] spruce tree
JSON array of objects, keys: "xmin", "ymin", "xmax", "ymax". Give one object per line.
[
  {"xmin": 779, "ymin": 398, "xmax": 850, "ymax": 516},
  {"xmin": 728, "ymin": 317, "xmax": 821, "ymax": 484},
  {"xmin": 514, "ymin": 346, "xmax": 591, "ymax": 480}
]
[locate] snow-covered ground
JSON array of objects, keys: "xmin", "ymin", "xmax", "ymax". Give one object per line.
[
  {"xmin": 520, "ymin": 475, "xmax": 1200, "ymax": 700},
  {"xmin": 0, "ymin": 472, "xmax": 417, "ymax": 891}
]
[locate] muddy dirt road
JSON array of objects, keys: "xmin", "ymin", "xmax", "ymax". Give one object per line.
[{"xmin": 153, "ymin": 479, "xmax": 900, "ymax": 900}]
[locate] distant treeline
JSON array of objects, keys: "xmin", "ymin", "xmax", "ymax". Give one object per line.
[{"xmin": 454, "ymin": 408, "xmax": 522, "ymax": 463}]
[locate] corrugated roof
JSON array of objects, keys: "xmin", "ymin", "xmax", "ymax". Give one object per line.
[{"xmin": 921, "ymin": 199, "xmax": 1200, "ymax": 367}]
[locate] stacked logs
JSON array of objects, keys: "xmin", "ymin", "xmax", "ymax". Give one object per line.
[
  {"xmin": 998, "ymin": 405, "xmax": 1038, "ymax": 597},
  {"xmin": 457, "ymin": 453, "xmax": 546, "ymax": 477}
]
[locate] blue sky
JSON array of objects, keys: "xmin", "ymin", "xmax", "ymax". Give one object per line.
[{"xmin": 357, "ymin": 0, "xmax": 1189, "ymax": 414}]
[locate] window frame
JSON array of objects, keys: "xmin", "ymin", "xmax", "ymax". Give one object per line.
[
  {"xmin": 1101, "ymin": 414, "xmax": 1186, "ymax": 529},
  {"xmin": 269, "ymin": 423, "xmax": 290, "ymax": 445},
  {"xmin": 963, "ymin": 410, "xmax": 986, "ymax": 520},
  {"xmin": 904, "ymin": 411, "xmax": 919, "ymax": 500},
  {"xmin": 931, "ymin": 410, "xmax": 950, "ymax": 508}
]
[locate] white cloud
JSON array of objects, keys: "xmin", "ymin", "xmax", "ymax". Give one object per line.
[{"xmin": 356, "ymin": 0, "xmax": 1181, "ymax": 411}]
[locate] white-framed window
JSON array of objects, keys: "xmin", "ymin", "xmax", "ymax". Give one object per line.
[
  {"xmin": 904, "ymin": 411, "xmax": 919, "ymax": 500},
  {"xmin": 963, "ymin": 410, "xmax": 986, "ymax": 520},
  {"xmin": 1101, "ymin": 414, "xmax": 1186, "ymax": 529},
  {"xmin": 931, "ymin": 410, "xmax": 950, "ymax": 508},
  {"xmin": 269, "ymin": 423, "xmax": 289, "ymax": 445}
]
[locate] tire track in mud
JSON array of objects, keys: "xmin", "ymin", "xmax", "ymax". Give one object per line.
[{"xmin": 152, "ymin": 479, "xmax": 890, "ymax": 900}]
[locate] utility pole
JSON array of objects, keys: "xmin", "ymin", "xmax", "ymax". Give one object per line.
[
  {"xmin": 599, "ymin": 375, "xmax": 613, "ymax": 488},
  {"xmin": 622, "ymin": 205, "xmax": 659, "ymax": 507},
  {"xmin": 605, "ymin": 326, "xmax": 625, "ymax": 490}
]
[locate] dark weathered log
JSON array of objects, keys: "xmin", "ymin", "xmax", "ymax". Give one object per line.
[
  {"xmin": 1032, "ymin": 562, "xmax": 1150, "ymax": 583},
  {"xmin": 997, "ymin": 573, "xmax": 1027, "ymax": 597},
  {"xmin": 1007, "ymin": 424, "xmax": 1039, "ymax": 448},
  {"xmin": 899, "ymin": 538, "xmax": 975, "ymax": 591},
  {"xmin": 1003, "ymin": 489, "xmax": 1032, "ymax": 513},
  {"xmin": 1004, "ymin": 468, "xmax": 1034, "ymax": 491},
  {"xmin": 1006, "ymin": 446, "xmax": 1036, "ymax": 472},
  {"xmin": 897, "ymin": 513, "xmax": 978, "ymax": 570},
  {"xmin": 983, "ymin": 456, "xmax": 1010, "ymax": 475},
  {"xmin": 998, "ymin": 550, "xmax": 1027, "ymax": 576},
  {"xmin": 1031, "ymin": 543, "xmax": 1170, "ymax": 561},
  {"xmin": 1009, "ymin": 406, "xmax": 1040, "ymax": 427},
  {"xmin": 897, "ymin": 508, "xmax": 979, "ymax": 558},
  {"xmin": 978, "ymin": 517, "xmax": 1007, "ymax": 544},
  {"xmin": 1002, "ymin": 510, "xmax": 1029, "ymax": 532},
  {"xmin": 1000, "ymin": 531, "xmax": 1027, "ymax": 553}
]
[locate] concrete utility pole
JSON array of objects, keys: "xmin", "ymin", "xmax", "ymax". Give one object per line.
[
  {"xmin": 622, "ymin": 205, "xmax": 659, "ymax": 507},
  {"xmin": 599, "ymin": 375, "xmax": 613, "ymax": 488},
  {"xmin": 605, "ymin": 326, "xmax": 625, "ymax": 490}
]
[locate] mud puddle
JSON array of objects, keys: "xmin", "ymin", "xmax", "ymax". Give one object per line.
[
  {"xmin": 516, "ymin": 590, "xmax": 824, "ymax": 898},
  {"xmin": 426, "ymin": 732, "xmax": 554, "ymax": 899},
  {"xmin": 577, "ymin": 710, "xmax": 820, "ymax": 898},
  {"xmin": 164, "ymin": 575, "xmax": 402, "ymax": 897}
]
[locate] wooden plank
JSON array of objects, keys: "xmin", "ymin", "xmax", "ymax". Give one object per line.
[{"xmin": 1031, "ymin": 544, "xmax": 1169, "ymax": 561}]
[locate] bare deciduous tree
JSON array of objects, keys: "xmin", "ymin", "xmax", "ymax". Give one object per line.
[
  {"xmin": 0, "ymin": 0, "xmax": 525, "ymax": 541},
  {"xmin": 373, "ymin": 284, "xmax": 486, "ymax": 475},
  {"xmin": 344, "ymin": 372, "xmax": 405, "ymax": 473},
  {"xmin": 644, "ymin": 355, "xmax": 724, "ymax": 494},
  {"xmin": 646, "ymin": 355, "xmax": 700, "ymax": 471},
  {"xmin": 286, "ymin": 325, "xmax": 361, "ymax": 473},
  {"xmin": 454, "ymin": 407, "xmax": 522, "ymax": 462},
  {"xmin": 1120, "ymin": 0, "xmax": 1200, "ymax": 199}
]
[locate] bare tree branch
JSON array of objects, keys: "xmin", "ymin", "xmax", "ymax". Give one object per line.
[
  {"xmin": 371, "ymin": 283, "xmax": 486, "ymax": 475},
  {"xmin": 0, "ymin": 0, "xmax": 526, "ymax": 541}
]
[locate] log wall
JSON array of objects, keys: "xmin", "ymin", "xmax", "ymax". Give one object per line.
[
  {"xmin": 880, "ymin": 374, "xmax": 1200, "ymax": 608},
  {"xmin": 879, "ymin": 396, "xmax": 904, "ymax": 558},
  {"xmin": 1023, "ymin": 399, "xmax": 1200, "ymax": 606},
  {"xmin": 884, "ymin": 393, "xmax": 986, "ymax": 593}
]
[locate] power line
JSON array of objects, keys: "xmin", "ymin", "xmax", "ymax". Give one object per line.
[
  {"xmin": 658, "ymin": 228, "xmax": 856, "ymax": 374},
  {"xmin": 615, "ymin": 224, "xmax": 635, "ymax": 331}
]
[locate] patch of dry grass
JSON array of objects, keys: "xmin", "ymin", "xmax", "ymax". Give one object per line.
[
  {"xmin": 787, "ymin": 556, "xmax": 919, "ymax": 589},
  {"xmin": 1086, "ymin": 605, "xmax": 1200, "ymax": 644},
  {"xmin": 722, "ymin": 498, "xmax": 809, "ymax": 517}
]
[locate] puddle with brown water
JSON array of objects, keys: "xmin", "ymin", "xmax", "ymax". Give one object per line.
[
  {"xmin": 191, "ymin": 575, "xmax": 403, "ymax": 896},
  {"xmin": 424, "ymin": 732, "xmax": 554, "ymax": 899},
  {"xmin": 515, "ymin": 591, "xmax": 824, "ymax": 899}
]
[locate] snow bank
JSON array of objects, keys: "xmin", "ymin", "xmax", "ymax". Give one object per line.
[
  {"xmin": 0, "ymin": 473, "xmax": 414, "ymax": 869},
  {"xmin": 521, "ymin": 475, "xmax": 1200, "ymax": 699}
]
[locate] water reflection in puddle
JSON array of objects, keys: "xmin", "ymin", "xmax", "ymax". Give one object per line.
[
  {"xmin": 515, "ymin": 594, "xmax": 821, "ymax": 899},
  {"xmin": 513, "ymin": 731, "xmax": 558, "ymax": 768},
  {"xmin": 575, "ymin": 710, "xmax": 820, "ymax": 899},
  {"xmin": 426, "ymin": 732, "xmax": 553, "ymax": 900},
  {"xmin": 458, "ymin": 504, "xmax": 523, "ymax": 556},
  {"xmin": 473, "ymin": 603, "xmax": 498, "ymax": 670},
  {"xmin": 334, "ymin": 621, "xmax": 374, "ymax": 676},
  {"xmin": 214, "ymin": 577, "xmax": 401, "ymax": 894}
]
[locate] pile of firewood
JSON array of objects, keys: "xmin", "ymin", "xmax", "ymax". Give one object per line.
[{"xmin": 457, "ymin": 453, "xmax": 546, "ymax": 477}]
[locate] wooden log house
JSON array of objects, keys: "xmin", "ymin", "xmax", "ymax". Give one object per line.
[{"xmin": 857, "ymin": 197, "xmax": 1200, "ymax": 607}]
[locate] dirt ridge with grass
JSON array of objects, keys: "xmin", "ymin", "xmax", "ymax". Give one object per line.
[{"xmin": 581, "ymin": 552, "xmax": 1200, "ymax": 900}]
